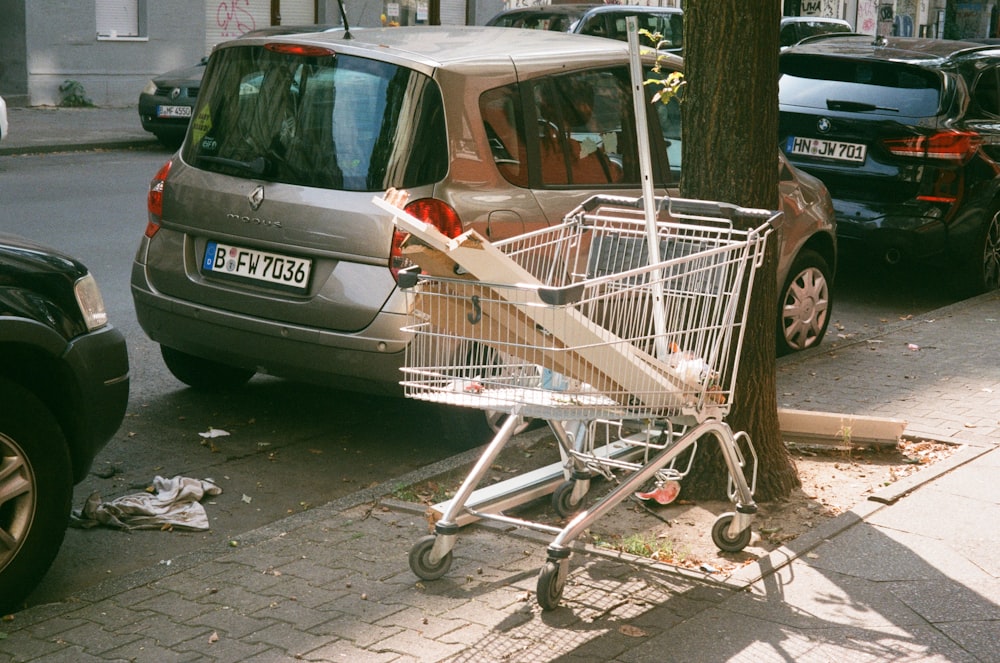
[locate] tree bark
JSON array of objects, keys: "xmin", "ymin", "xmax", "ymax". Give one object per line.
[{"xmin": 675, "ymin": 0, "xmax": 799, "ymax": 501}]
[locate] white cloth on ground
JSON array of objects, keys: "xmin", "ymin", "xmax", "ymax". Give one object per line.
[{"xmin": 71, "ymin": 476, "xmax": 222, "ymax": 531}]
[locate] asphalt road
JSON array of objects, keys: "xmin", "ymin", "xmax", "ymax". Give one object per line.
[{"xmin": 0, "ymin": 146, "xmax": 964, "ymax": 607}]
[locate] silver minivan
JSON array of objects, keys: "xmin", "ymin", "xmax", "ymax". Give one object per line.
[{"xmin": 131, "ymin": 26, "xmax": 835, "ymax": 434}]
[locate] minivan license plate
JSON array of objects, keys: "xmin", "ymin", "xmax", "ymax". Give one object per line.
[
  {"xmin": 786, "ymin": 136, "xmax": 867, "ymax": 163},
  {"xmin": 157, "ymin": 105, "xmax": 192, "ymax": 118},
  {"xmin": 203, "ymin": 241, "xmax": 311, "ymax": 291}
]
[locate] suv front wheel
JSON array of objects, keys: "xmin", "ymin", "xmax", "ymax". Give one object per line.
[
  {"xmin": 0, "ymin": 378, "xmax": 74, "ymax": 613},
  {"xmin": 778, "ymin": 250, "xmax": 833, "ymax": 355}
]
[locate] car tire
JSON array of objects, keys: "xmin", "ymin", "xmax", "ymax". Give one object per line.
[
  {"xmin": 963, "ymin": 207, "xmax": 1000, "ymax": 294},
  {"xmin": 777, "ymin": 249, "xmax": 833, "ymax": 356},
  {"xmin": 0, "ymin": 378, "xmax": 74, "ymax": 614},
  {"xmin": 160, "ymin": 345, "xmax": 255, "ymax": 390}
]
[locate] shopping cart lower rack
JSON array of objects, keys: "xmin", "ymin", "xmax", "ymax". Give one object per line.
[{"xmin": 374, "ymin": 192, "xmax": 778, "ymax": 611}]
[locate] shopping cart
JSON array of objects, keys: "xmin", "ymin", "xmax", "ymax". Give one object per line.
[{"xmin": 375, "ymin": 192, "xmax": 778, "ymax": 610}]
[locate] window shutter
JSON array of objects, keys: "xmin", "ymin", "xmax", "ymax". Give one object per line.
[
  {"xmin": 96, "ymin": 0, "xmax": 139, "ymax": 37},
  {"xmin": 278, "ymin": 0, "xmax": 316, "ymax": 25},
  {"xmin": 438, "ymin": 0, "xmax": 466, "ymax": 26}
]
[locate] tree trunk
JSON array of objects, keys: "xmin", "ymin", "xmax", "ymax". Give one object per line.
[{"xmin": 676, "ymin": 0, "xmax": 799, "ymax": 501}]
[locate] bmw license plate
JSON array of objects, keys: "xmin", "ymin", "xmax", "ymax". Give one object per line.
[
  {"xmin": 203, "ymin": 241, "xmax": 312, "ymax": 291},
  {"xmin": 157, "ymin": 105, "xmax": 192, "ymax": 118},
  {"xmin": 786, "ymin": 136, "xmax": 867, "ymax": 163}
]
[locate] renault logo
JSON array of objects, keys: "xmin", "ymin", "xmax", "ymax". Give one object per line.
[
  {"xmin": 248, "ymin": 185, "xmax": 265, "ymax": 211},
  {"xmin": 817, "ymin": 117, "xmax": 832, "ymax": 134}
]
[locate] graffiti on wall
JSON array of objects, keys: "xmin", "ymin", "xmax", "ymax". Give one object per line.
[
  {"xmin": 857, "ymin": 0, "xmax": 877, "ymax": 34},
  {"xmin": 217, "ymin": 0, "xmax": 257, "ymax": 38}
]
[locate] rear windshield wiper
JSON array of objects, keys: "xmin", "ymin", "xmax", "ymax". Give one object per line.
[
  {"xmin": 827, "ymin": 99, "xmax": 899, "ymax": 112},
  {"xmin": 197, "ymin": 155, "xmax": 267, "ymax": 176}
]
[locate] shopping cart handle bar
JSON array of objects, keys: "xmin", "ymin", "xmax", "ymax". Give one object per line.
[
  {"xmin": 580, "ymin": 194, "xmax": 646, "ymax": 212},
  {"xmin": 397, "ymin": 265, "xmax": 422, "ymax": 289},
  {"xmin": 664, "ymin": 197, "xmax": 781, "ymax": 227},
  {"xmin": 575, "ymin": 194, "xmax": 782, "ymax": 229},
  {"xmin": 395, "ymin": 265, "xmax": 582, "ymax": 304},
  {"xmin": 537, "ymin": 282, "xmax": 587, "ymax": 306}
]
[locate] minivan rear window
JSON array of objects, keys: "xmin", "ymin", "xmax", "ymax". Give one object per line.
[
  {"xmin": 184, "ymin": 44, "xmax": 448, "ymax": 191},
  {"xmin": 779, "ymin": 55, "xmax": 942, "ymax": 117}
]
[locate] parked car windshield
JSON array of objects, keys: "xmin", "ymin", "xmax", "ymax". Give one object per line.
[
  {"xmin": 183, "ymin": 44, "xmax": 448, "ymax": 191},
  {"xmin": 780, "ymin": 55, "xmax": 943, "ymax": 117}
]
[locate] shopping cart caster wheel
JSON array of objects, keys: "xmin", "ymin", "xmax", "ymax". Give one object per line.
[
  {"xmin": 536, "ymin": 560, "xmax": 566, "ymax": 611},
  {"xmin": 552, "ymin": 480, "xmax": 583, "ymax": 518},
  {"xmin": 409, "ymin": 535, "xmax": 453, "ymax": 580},
  {"xmin": 711, "ymin": 512, "xmax": 752, "ymax": 553}
]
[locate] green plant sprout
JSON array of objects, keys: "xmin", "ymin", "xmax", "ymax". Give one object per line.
[{"xmin": 639, "ymin": 28, "xmax": 686, "ymax": 107}]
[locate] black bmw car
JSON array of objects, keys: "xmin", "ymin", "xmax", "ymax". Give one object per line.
[{"xmin": 779, "ymin": 35, "xmax": 1000, "ymax": 293}]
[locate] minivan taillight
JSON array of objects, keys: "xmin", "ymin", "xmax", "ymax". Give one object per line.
[
  {"xmin": 389, "ymin": 198, "xmax": 464, "ymax": 283},
  {"xmin": 882, "ymin": 131, "xmax": 983, "ymax": 163},
  {"xmin": 404, "ymin": 198, "xmax": 464, "ymax": 238},
  {"xmin": 145, "ymin": 160, "xmax": 173, "ymax": 238}
]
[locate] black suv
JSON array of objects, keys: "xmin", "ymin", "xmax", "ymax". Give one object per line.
[
  {"xmin": 779, "ymin": 35, "xmax": 1000, "ymax": 292},
  {"xmin": 0, "ymin": 234, "xmax": 129, "ymax": 613}
]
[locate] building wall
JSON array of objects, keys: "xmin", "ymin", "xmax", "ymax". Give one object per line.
[
  {"xmin": 10, "ymin": 0, "xmax": 381, "ymax": 107},
  {"xmin": 23, "ymin": 0, "xmax": 205, "ymax": 107},
  {"xmin": 323, "ymin": 0, "xmax": 382, "ymax": 29},
  {"xmin": 470, "ymin": 0, "xmax": 505, "ymax": 24}
]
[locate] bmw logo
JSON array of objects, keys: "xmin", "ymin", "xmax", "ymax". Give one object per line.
[{"xmin": 817, "ymin": 117, "xmax": 832, "ymax": 134}]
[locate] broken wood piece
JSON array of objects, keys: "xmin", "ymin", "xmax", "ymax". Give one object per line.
[{"xmin": 778, "ymin": 408, "xmax": 906, "ymax": 448}]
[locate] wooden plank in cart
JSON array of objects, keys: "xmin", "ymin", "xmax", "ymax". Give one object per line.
[
  {"xmin": 410, "ymin": 281, "xmax": 633, "ymax": 398},
  {"xmin": 373, "ymin": 195, "xmax": 707, "ymax": 413}
]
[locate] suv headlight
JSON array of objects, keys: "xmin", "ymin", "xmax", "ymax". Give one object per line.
[
  {"xmin": 141, "ymin": 79, "xmax": 157, "ymax": 96},
  {"xmin": 74, "ymin": 274, "xmax": 109, "ymax": 331}
]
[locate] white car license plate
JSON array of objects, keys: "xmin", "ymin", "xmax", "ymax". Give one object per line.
[
  {"xmin": 786, "ymin": 136, "xmax": 867, "ymax": 163},
  {"xmin": 157, "ymin": 105, "xmax": 192, "ymax": 119},
  {"xmin": 203, "ymin": 241, "xmax": 312, "ymax": 290}
]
